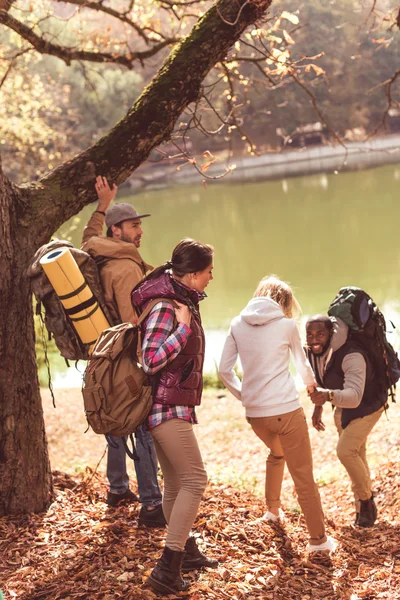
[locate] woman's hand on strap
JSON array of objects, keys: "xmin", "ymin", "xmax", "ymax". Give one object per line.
[{"xmin": 174, "ymin": 302, "xmax": 191, "ymax": 328}]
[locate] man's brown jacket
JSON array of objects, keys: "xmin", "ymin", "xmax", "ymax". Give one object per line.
[{"xmin": 81, "ymin": 211, "xmax": 152, "ymax": 325}]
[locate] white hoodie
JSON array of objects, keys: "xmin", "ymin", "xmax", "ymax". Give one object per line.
[{"xmin": 218, "ymin": 297, "xmax": 316, "ymax": 417}]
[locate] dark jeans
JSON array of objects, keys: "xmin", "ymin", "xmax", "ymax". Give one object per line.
[{"xmin": 106, "ymin": 424, "xmax": 162, "ymax": 507}]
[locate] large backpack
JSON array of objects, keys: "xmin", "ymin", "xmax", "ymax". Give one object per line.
[
  {"xmin": 27, "ymin": 239, "xmax": 114, "ymax": 361},
  {"xmin": 328, "ymin": 286, "xmax": 400, "ymax": 402},
  {"xmin": 82, "ymin": 298, "xmax": 165, "ymax": 440}
]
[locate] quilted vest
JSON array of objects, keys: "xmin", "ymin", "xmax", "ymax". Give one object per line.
[
  {"xmin": 308, "ymin": 343, "xmax": 385, "ymax": 428},
  {"xmin": 132, "ymin": 272, "xmax": 205, "ymax": 407}
]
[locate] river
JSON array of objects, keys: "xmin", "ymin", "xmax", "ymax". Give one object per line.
[{"xmin": 54, "ymin": 162, "xmax": 400, "ymax": 384}]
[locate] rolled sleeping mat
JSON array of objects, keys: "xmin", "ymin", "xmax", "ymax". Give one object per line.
[{"xmin": 40, "ymin": 247, "xmax": 110, "ymax": 352}]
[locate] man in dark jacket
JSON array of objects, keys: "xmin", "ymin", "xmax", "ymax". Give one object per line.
[
  {"xmin": 81, "ymin": 176, "xmax": 165, "ymax": 528},
  {"xmin": 306, "ymin": 315, "xmax": 384, "ymax": 528}
]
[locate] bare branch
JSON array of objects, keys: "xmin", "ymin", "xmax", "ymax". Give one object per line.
[
  {"xmin": 0, "ymin": 48, "xmax": 31, "ymax": 89},
  {"xmin": 367, "ymin": 67, "xmax": 400, "ymax": 136},
  {"xmin": 0, "ymin": 0, "xmax": 16, "ymax": 11},
  {"xmin": 0, "ymin": 9, "xmax": 177, "ymax": 68},
  {"xmin": 158, "ymin": 0, "xmax": 205, "ymax": 6},
  {"xmin": 289, "ymin": 70, "xmax": 345, "ymax": 149},
  {"xmin": 217, "ymin": 0, "xmax": 251, "ymax": 27},
  {"xmin": 169, "ymin": 139, "xmax": 236, "ymax": 181},
  {"xmin": 53, "ymin": 0, "xmax": 150, "ymax": 44},
  {"xmin": 221, "ymin": 62, "xmax": 257, "ymax": 153}
]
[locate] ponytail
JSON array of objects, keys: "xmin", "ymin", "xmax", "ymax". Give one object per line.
[{"xmin": 133, "ymin": 238, "xmax": 214, "ymax": 295}]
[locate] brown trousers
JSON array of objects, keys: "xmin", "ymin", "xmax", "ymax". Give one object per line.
[
  {"xmin": 151, "ymin": 418, "xmax": 208, "ymax": 551},
  {"xmin": 248, "ymin": 407, "xmax": 327, "ymax": 545},
  {"xmin": 334, "ymin": 406, "xmax": 384, "ymax": 510}
]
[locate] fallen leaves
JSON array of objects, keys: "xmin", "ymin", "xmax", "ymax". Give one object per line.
[
  {"xmin": 1, "ymin": 467, "xmax": 400, "ymax": 599},
  {"xmin": 3, "ymin": 391, "xmax": 398, "ymax": 599}
]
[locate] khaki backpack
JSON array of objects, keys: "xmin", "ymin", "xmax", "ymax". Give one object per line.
[{"xmin": 82, "ymin": 298, "xmax": 168, "ymax": 439}]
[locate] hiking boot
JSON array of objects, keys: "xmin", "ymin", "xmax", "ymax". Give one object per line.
[
  {"xmin": 138, "ymin": 504, "xmax": 167, "ymax": 528},
  {"xmin": 181, "ymin": 536, "xmax": 219, "ymax": 573},
  {"xmin": 354, "ymin": 512, "xmax": 360, "ymax": 525},
  {"xmin": 146, "ymin": 546, "xmax": 190, "ymax": 596},
  {"xmin": 357, "ymin": 496, "xmax": 377, "ymax": 528},
  {"xmin": 106, "ymin": 489, "xmax": 139, "ymax": 507}
]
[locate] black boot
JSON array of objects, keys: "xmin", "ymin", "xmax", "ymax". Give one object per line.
[
  {"xmin": 357, "ymin": 495, "xmax": 377, "ymax": 528},
  {"xmin": 146, "ymin": 546, "xmax": 190, "ymax": 596},
  {"xmin": 181, "ymin": 536, "xmax": 219, "ymax": 573},
  {"xmin": 138, "ymin": 504, "xmax": 167, "ymax": 528},
  {"xmin": 106, "ymin": 489, "xmax": 139, "ymax": 507}
]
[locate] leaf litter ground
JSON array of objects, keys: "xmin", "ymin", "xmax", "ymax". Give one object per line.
[{"xmin": 1, "ymin": 389, "xmax": 400, "ymax": 600}]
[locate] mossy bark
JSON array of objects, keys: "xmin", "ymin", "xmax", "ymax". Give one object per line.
[
  {"xmin": 0, "ymin": 158, "xmax": 53, "ymax": 516},
  {"xmin": 0, "ymin": 0, "xmax": 272, "ymax": 515}
]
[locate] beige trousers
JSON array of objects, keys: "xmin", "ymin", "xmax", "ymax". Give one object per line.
[
  {"xmin": 150, "ymin": 418, "xmax": 208, "ymax": 551},
  {"xmin": 248, "ymin": 407, "xmax": 327, "ymax": 546},
  {"xmin": 334, "ymin": 406, "xmax": 384, "ymax": 510}
]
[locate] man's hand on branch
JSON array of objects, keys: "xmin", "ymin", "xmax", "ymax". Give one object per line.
[{"xmin": 95, "ymin": 176, "xmax": 118, "ymax": 211}]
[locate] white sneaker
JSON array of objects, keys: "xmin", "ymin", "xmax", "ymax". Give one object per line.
[
  {"xmin": 307, "ymin": 535, "xmax": 337, "ymax": 554},
  {"xmin": 259, "ymin": 508, "xmax": 285, "ymax": 523}
]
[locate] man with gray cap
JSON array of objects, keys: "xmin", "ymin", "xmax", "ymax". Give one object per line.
[{"xmin": 81, "ymin": 175, "xmax": 165, "ymax": 528}]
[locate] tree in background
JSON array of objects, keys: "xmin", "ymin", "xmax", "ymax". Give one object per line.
[{"xmin": 1, "ymin": 0, "xmax": 399, "ymax": 182}]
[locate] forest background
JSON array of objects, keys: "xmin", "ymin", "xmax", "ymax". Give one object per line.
[{"xmin": 1, "ymin": 0, "xmax": 400, "ymax": 184}]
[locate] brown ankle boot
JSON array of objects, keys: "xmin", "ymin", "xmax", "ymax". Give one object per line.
[{"xmin": 146, "ymin": 546, "xmax": 190, "ymax": 596}]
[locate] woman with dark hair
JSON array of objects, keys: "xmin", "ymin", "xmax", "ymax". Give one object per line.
[{"xmin": 131, "ymin": 238, "xmax": 218, "ymax": 596}]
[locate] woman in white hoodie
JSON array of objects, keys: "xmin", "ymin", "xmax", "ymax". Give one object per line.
[{"xmin": 218, "ymin": 276, "xmax": 335, "ymax": 553}]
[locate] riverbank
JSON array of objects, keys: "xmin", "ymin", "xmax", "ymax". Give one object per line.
[{"xmin": 127, "ymin": 133, "xmax": 400, "ymax": 193}]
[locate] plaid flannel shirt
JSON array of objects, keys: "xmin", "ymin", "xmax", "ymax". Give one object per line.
[{"xmin": 142, "ymin": 300, "xmax": 198, "ymax": 430}]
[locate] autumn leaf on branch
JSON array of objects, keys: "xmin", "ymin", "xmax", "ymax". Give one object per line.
[
  {"xmin": 305, "ymin": 63, "xmax": 326, "ymax": 77},
  {"xmin": 201, "ymin": 150, "xmax": 216, "ymax": 172}
]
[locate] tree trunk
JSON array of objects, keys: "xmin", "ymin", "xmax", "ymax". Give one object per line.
[
  {"xmin": 0, "ymin": 158, "xmax": 52, "ymax": 515},
  {"xmin": 0, "ymin": 0, "xmax": 272, "ymax": 516}
]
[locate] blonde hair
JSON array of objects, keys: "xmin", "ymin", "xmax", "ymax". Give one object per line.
[{"xmin": 253, "ymin": 275, "xmax": 301, "ymax": 318}]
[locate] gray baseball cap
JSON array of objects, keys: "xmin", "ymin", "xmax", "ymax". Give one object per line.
[{"xmin": 105, "ymin": 203, "xmax": 151, "ymax": 229}]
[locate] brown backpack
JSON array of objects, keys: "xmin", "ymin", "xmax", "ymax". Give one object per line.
[{"xmin": 82, "ymin": 298, "xmax": 167, "ymax": 439}]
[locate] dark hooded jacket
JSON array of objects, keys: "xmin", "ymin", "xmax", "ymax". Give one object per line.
[{"xmin": 131, "ymin": 272, "xmax": 205, "ymax": 407}]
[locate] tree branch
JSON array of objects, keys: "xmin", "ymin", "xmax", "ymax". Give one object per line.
[
  {"xmin": 17, "ymin": 0, "xmax": 272, "ymax": 242},
  {"xmin": 0, "ymin": 0, "xmax": 16, "ymax": 11},
  {"xmin": 53, "ymin": 0, "xmax": 151, "ymax": 44},
  {"xmin": 0, "ymin": 9, "xmax": 177, "ymax": 68},
  {"xmin": 367, "ymin": 67, "xmax": 400, "ymax": 136},
  {"xmin": 158, "ymin": 0, "xmax": 205, "ymax": 6},
  {"xmin": 0, "ymin": 48, "xmax": 31, "ymax": 88}
]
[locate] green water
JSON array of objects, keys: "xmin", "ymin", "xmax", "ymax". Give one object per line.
[
  {"xmin": 57, "ymin": 163, "xmax": 400, "ymax": 376},
  {"xmin": 62, "ymin": 164, "xmax": 400, "ymax": 322}
]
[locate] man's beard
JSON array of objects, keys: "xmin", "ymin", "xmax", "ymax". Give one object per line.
[
  {"xmin": 121, "ymin": 234, "xmax": 141, "ymax": 247},
  {"xmin": 311, "ymin": 342, "xmax": 330, "ymax": 357}
]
